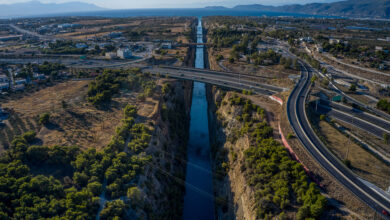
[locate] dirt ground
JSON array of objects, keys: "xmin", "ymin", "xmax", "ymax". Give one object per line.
[
  {"xmin": 55, "ymin": 17, "xmax": 193, "ymax": 42},
  {"xmin": 318, "ymin": 120, "xmax": 390, "ymax": 190},
  {"xmin": 208, "ymin": 47, "xmax": 297, "ymax": 89}
]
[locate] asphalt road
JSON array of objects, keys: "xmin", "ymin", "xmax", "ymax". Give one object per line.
[
  {"xmin": 314, "ymin": 101, "xmax": 390, "ymax": 139},
  {"xmin": 146, "ymin": 66, "xmax": 278, "ymax": 96},
  {"xmin": 287, "ymin": 63, "xmax": 390, "ymax": 218},
  {"xmin": 150, "ymin": 66, "xmax": 286, "ymax": 94}
]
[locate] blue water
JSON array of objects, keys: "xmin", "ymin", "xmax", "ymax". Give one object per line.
[
  {"xmin": 20, "ymin": 8, "xmax": 336, "ymax": 19},
  {"xmin": 182, "ymin": 18, "xmax": 214, "ymax": 220}
]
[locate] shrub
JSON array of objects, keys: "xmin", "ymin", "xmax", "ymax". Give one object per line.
[
  {"xmin": 124, "ymin": 105, "xmax": 137, "ymax": 118},
  {"xmin": 344, "ymin": 159, "xmax": 351, "ymax": 168},
  {"xmin": 384, "ymin": 133, "xmax": 390, "ymax": 144},
  {"xmin": 22, "ymin": 131, "xmax": 36, "ymax": 143},
  {"xmin": 39, "ymin": 113, "xmax": 50, "ymax": 125}
]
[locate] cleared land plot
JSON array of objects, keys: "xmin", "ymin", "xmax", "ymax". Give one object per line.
[
  {"xmin": 317, "ymin": 120, "xmax": 390, "ymax": 190},
  {"xmin": 0, "ymin": 80, "xmax": 161, "ymax": 152}
]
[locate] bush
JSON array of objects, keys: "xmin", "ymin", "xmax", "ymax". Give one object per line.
[
  {"xmin": 377, "ymin": 99, "xmax": 390, "ymax": 114},
  {"xmin": 319, "ymin": 114, "xmax": 326, "ymax": 121},
  {"xmin": 22, "ymin": 131, "xmax": 36, "ymax": 143},
  {"xmin": 216, "ymin": 54, "xmax": 224, "ymax": 61},
  {"xmin": 39, "ymin": 113, "xmax": 50, "ymax": 125},
  {"xmin": 124, "ymin": 105, "xmax": 137, "ymax": 118},
  {"xmin": 384, "ymin": 133, "xmax": 390, "ymax": 144},
  {"xmin": 344, "ymin": 159, "xmax": 352, "ymax": 168},
  {"xmin": 349, "ymin": 84, "xmax": 357, "ymax": 92}
]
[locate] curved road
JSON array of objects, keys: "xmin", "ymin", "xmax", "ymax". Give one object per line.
[{"xmin": 287, "ymin": 63, "xmax": 390, "ymax": 218}]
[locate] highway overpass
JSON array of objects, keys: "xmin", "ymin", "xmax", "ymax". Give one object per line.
[{"xmin": 287, "ymin": 63, "xmax": 390, "ymax": 218}]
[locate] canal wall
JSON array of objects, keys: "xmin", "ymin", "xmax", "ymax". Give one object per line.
[
  {"xmin": 135, "ymin": 79, "xmax": 192, "ymax": 219},
  {"xmin": 207, "ymin": 87, "xmax": 257, "ymax": 220}
]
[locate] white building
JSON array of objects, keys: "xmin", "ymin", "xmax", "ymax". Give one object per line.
[
  {"xmin": 33, "ymin": 73, "xmax": 46, "ymax": 81},
  {"xmin": 375, "ymin": 46, "xmax": 384, "ymax": 52},
  {"xmin": 14, "ymin": 79, "xmax": 27, "ymax": 85},
  {"xmin": 329, "ymin": 38, "xmax": 341, "ymax": 44},
  {"xmin": 300, "ymin": 37, "xmax": 313, "ymax": 43},
  {"xmin": 76, "ymin": 43, "xmax": 88, "ymax": 49},
  {"xmin": 105, "ymin": 52, "xmax": 117, "ymax": 60},
  {"xmin": 58, "ymin": 23, "xmax": 72, "ymax": 29},
  {"xmin": 161, "ymin": 42, "xmax": 172, "ymax": 49},
  {"xmin": 117, "ymin": 48, "xmax": 132, "ymax": 59},
  {"xmin": 316, "ymin": 45, "xmax": 323, "ymax": 53}
]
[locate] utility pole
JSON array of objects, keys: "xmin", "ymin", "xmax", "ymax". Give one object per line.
[{"xmin": 346, "ymin": 133, "xmax": 351, "ymax": 160}]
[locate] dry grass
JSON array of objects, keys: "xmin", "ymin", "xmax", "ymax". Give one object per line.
[
  {"xmin": 317, "ymin": 120, "xmax": 390, "ymax": 190},
  {"xmin": 0, "ymin": 80, "xmax": 162, "ymax": 151},
  {"xmin": 75, "ymin": 19, "xmax": 113, "ymax": 25},
  {"xmin": 2, "ymin": 81, "xmax": 90, "ymax": 116}
]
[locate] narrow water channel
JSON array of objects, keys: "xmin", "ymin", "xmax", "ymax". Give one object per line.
[{"xmin": 182, "ymin": 18, "xmax": 215, "ymax": 220}]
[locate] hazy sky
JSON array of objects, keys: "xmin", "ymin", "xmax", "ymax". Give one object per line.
[{"xmin": 0, "ymin": 0, "xmax": 342, "ymax": 9}]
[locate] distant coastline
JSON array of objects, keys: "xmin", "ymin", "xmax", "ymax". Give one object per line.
[{"xmin": 1, "ymin": 8, "xmax": 339, "ymax": 19}]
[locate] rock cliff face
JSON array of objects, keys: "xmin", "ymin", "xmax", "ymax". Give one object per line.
[
  {"xmin": 207, "ymin": 86, "xmax": 257, "ymax": 220},
  {"xmin": 135, "ymin": 80, "xmax": 192, "ymax": 219}
]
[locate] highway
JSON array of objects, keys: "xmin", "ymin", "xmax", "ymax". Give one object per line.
[
  {"xmin": 9, "ymin": 24, "xmax": 55, "ymax": 41},
  {"xmin": 145, "ymin": 66, "xmax": 281, "ymax": 96},
  {"xmin": 149, "ymin": 66, "xmax": 286, "ymax": 93},
  {"xmin": 287, "ymin": 63, "xmax": 390, "ymax": 218},
  {"xmin": 315, "ymin": 101, "xmax": 390, "ymax": 139}
]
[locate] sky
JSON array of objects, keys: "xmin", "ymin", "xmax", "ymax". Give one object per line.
[{"xmin": 0, "ymin": 0, "xmax": 342, "ymax": 9}]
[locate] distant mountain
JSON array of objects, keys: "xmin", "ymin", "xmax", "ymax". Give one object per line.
[
  {"xmin": 204, "ymin": 6, "xmax": 227, "ymax": 10},
  {"xmin": 233, "ymin": 0, "xmax": 390, "ymax": 19},
  {"xmin": 0, "ymin": 1, "xmax": 104, "ymax": 18}
]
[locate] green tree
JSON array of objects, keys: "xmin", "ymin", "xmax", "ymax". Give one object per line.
[
  {"xmin": 123, "ymin": 105, "xmax": 137, "ymax": 118},
  {"xmin": 22, "ymin": 131, "xmax": 36, "ymax": 143},
  {"xmin": 87, "ymin": 181, "xmax": 103, "ymax": 196},
  {"xmin": 100, "ymin": 200, "xmax": 126, "ymax": 220},
  {"xmin": 349, "ymin": 84, "xmax": 357, "ymax": 92},
  {"xmin": 310, "ymin": 76, "xmax": 318, "ymax": 84}
]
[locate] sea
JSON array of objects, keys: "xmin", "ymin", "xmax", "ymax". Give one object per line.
[{"xmin": 5, "ymin": 8, "xmax": 338, "ymax": 19}]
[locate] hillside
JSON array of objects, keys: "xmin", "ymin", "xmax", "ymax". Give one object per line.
[
  {"xmin": 0, "ymin": 1, "xmax": 104, "ymax": 18},
  {"xmin": 233, "ymin": 0, "xmax": 390, "ymax": 19}
]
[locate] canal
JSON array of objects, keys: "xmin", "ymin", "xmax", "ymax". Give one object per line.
[{"xmin": 182, "ymin": 17, "xmax": 215, "ymax": 220}]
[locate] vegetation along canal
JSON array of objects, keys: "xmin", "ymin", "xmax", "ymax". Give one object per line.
[{"xmin": 182, "ymin": 17, "xmax": 215, "ymax": 220}]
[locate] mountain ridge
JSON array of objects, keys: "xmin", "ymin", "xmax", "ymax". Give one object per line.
[
  {"xmin": 232, "ymin": 0, "xmax": 390, "ymax": 19},
  {"xmin": 0, "ymin": 1, "xmax": 104, "ymax": 18}
]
